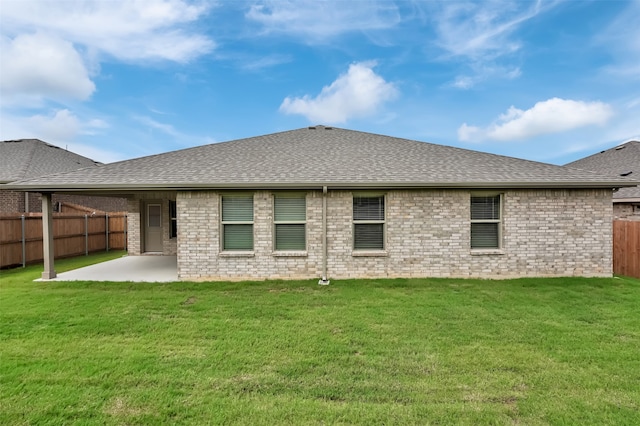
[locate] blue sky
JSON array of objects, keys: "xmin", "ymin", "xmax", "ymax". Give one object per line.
[{"xmin": 1, "ymin": 0, "xmax": 639, "ymax": 165}]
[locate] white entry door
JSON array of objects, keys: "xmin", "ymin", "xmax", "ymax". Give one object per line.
[{"xmin": 145, "ymin": 202, "xmax": 163, "ymax": 252}]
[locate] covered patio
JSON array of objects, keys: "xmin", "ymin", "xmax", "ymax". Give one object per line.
[{"xmin": 39, "ymin": 255, "xmax": 178, "ymax": 282}]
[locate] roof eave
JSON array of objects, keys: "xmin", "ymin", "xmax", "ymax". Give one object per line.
[{"xmin": 3, "ymin": 180, "xmax": 637, "ymax": 193}]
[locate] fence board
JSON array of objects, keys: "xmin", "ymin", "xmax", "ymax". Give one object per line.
[
  {"xmin": 613, "ymin": 220, "xmax": 640, "ymax": 279},
  {"xmin": 0, "ymin": 213, "xmax": 127, "ymax": 268}
]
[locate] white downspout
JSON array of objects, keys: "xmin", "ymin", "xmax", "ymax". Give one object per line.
[{"xmin": 318, "ymin": 186, "xmax": 330, "ymax": 285}]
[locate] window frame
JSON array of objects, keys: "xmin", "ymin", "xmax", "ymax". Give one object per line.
[
  {"xmin": 352, "ymin": 193, "xmax": 386, "ymax": 251},
  {"xmin": 220, "ymin": 194, "xmax": 254, "ymax": 252},
  {"xmin": 470, "ymin": 192, "xmax": 503, "ymax": 250},
  {"xmin": 273, "ymin": 193, "xmax": 307, "ymax": 252},
  {"xmin": 169, "ymin": 200, "xmax": 177, "ymax": 239}
]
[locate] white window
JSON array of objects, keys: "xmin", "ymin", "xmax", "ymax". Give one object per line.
[
  {"xmin": 274, "ymin": 195, "xmax": 306, "ymax": 251},
  {"xmin": 353, "ymin": 195, "xmax": 385, "ymax": 250},
  {"xmin": 470, "ymin": 194, "xmax": 502, "ymax": 249},
  {"xmin": 221, "ymin": 195, "xmax": 253, "ymax": 251}
]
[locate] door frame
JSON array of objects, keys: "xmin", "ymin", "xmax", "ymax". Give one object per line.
[{"xmin": 143, "ymin": 200, "xmax": 163, "ymax": 253}]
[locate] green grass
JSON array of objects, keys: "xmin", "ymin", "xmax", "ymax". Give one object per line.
[{"xmin": 1, "ymin": 256, "xmax": 639, "ymax": 425}]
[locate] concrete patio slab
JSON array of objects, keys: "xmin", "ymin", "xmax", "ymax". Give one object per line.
[{"xmin": 40, "ymin": 255, "xmax": 178, "ymax": 282}]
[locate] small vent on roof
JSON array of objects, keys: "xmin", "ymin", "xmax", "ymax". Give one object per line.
[
  {"xmin": 308, "ymin": 126, "xmax": 316, "ymax": 130},
  {"xmin": 325, "ymin": 126, "xmax": 333, "ymax": 130},
  {"xmin": 620, "ymin": 171, "xmax": 633, "ymax": 176},
  {"xmin": 615, "ymin": 145, "xmax": 626, "ymax": 150}
]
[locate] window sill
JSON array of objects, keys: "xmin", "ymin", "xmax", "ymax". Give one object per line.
[
  {"xmin": 273, "ymin": 251, "xmax": 308, "ymax": 258},
  {"xmin": 220, "ymin": 251, "xmax": 255, "ymax": 258},
  {"xmin": 352, "ymin": 250, "xmax": 388, "ymax": 257},
  {"xmin": 470, "ymin": 249, "xmax": 505, "ymax": 256}
]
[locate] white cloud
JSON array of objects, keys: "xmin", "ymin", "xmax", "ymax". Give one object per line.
[
  {"xmin": 134, "ymin": 116, "xmax": 184, "ymax": 139},
  {"xmin": 27, "ymin": 109, "xmax": 82, "ymax": 141},
  {"xmin": 429, "ymin": 1, "xmax": 551, "ymax": 61},
  {"xmin": 0, "ymin": 32, "xmax": 95, "ymax": 106},
  {"xmin": 132, "ymin": 115, "xmax": 215, "ymax": 150},
  {"xmin": 0, "ymin": 109, "xmax": 124, "ymax": 162},
  {"xmin": 0, "ymin": 109, "xmax": 110, "ymax": 141},
  {"xmin": 279, "ymin": 61, "xmax": 398, "ymax": 123},
  {"xmin": 451, "ymin": 66, "xmax": 521, "ymax": 89},
  {"xmin": 597, "ymin": 0, "xmax": 640, "ymax": 80},
  {"xmin": 246, "ymin": 0, "xmax": 400, "ymax": 42},
  {"xmin": 422, "ymin": 0, "xmax": 559, "ymax": 88},
  {"xmin": 458, "ymin": 98, "xmax": 614, "ymax": 142},
  {"xmin": 238, "ymin": 54, "xmax": 293, "ymax": 71},
  {"xmin": 0, "ymin": 0, "xmax": 214, "ymax": 131},
  {"xmin": 0, "ymin": 0, "xmax": 215, "ymax": 63},
  {"xmin": 62, "ymin": 142, "xmax": 126, "ymax": 164}
]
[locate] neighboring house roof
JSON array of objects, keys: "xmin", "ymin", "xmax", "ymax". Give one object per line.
[
  {"xmin": 0, "ymin": 139, "xmax": 100, "ymax": 184},
  {"xmin": 5, "ymin": 126, "xmax": 637, "ymax": 192},
  {"xmin": 565, "ymin": 141, "xmax": 640, "ymax": 201}
]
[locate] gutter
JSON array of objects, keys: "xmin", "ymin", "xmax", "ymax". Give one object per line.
[{"xmin": 3, "ymin": 180, "xmax": 639, "ymax": 193}]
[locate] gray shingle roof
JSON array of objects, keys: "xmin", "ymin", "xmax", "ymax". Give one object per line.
[
  {"xmin": 5, "ymin": 127, "xmax": 637, "ymax": 192},
  {"xmin": 0, "ymin": 139, "xmax": 100, "ymax": 183},
  {"xmin": 565, "ymin": 141, "xmax": 640, "ymax": 200}
]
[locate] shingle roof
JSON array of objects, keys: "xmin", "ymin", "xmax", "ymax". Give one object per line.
[
  {"xmin": 0, "ymin": 139, "xmax": 100, "ymax": 183},
  {"xmin": 565, "ymin": 141, "xmax": 640, "ymax": 200},
  {"xmin": 5, "ymin": 126, "xmax": 637, "ymax": 192}
]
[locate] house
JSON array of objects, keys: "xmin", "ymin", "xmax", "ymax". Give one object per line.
[
  {"xmin": 5, "ymin": 126, "xmax": 637, "ymax": 281},
  {"xmin": 565, "ymin": 141, "xmax": 640, "ymax": 220},
  {"xmin": 0, "ymin": 139, "xmax": 127, "ymax": 214}
]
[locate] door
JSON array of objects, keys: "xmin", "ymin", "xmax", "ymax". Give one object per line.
[{"xmin": 145, "ymin": 202, "xmax": 163, "ymax": 252}]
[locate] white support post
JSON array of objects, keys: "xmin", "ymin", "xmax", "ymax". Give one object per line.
[{"xmin": 41, "ymin": 193, "xmax": 57, "ymax": 279}]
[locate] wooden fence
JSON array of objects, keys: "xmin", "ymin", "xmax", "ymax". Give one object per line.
[
  {"xmin": 0, "ymin": 213, "xmax": 127, "ymax": 269},
  {"xmin": 613, "ymin": 220, "xmax": 640, "ymax": 279}
]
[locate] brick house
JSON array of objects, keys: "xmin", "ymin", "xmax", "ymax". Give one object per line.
[
  {"xmin": 6, "ymin": 126, "xmax": 637, "ymax": 281},
  {"xmin": 0, "ymin": 139, "xmax": 127, "ymax": 214},
  {"xmin": 565, "ymin": 141, "xmax": 640, "ymax": 220}
]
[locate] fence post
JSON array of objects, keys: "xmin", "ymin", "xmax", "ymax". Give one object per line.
[
  {"xmin": 106, "ymin": 213, "xmax": 109, "ymax": 252},
  {"xmin": 85, "ymin": 214, "xmax": 88, "ymax": 256},
  {"xmin": 21, "ymin": 215, "xmax": 26, "ymax": 268}
]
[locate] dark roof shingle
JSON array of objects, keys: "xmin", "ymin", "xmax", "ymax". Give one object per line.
[
  {"xmin": 6, "ymin": 127, "xmax": 637, "ymax": 191},
  {"xmin": 0, "ymin": 139, "xmax": 100, "ymax": 183},
  {"xmin": 565, "ymin": 141, "xmax": 640, "ymax": 200}
]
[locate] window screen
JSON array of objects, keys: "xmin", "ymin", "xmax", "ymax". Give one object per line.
[
  {"xmin": 222, "ymin": 195, "xmax": 253, "ymax": 250},
  {"xmin": 353, "ymin": 196, "xmax": 385, "ymax": 250},
  {"xmin": 274, "ymin": 195, "xmax": 306, "ymax": 251},
  {"xmin": 470, "ymin": 195, "xmax": 501, "ymax": 249}
]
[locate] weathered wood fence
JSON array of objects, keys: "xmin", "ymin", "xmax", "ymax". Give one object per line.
[
  {"xmin": 613, "ymin": 220, "xmax": 640, "ymax": 279},
  {"xmin": 0, "ymin": 213, "xmax": 127, "ymax": 269}
]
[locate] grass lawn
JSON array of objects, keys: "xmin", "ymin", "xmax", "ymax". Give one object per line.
[{"xmin": 1, "ymin": 254, "xmax": 639, "ymax": 425}]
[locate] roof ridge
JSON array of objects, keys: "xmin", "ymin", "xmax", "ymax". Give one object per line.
[{"xmin": 17, "ymin": 140, "xmax": 39, "ymax": 181}]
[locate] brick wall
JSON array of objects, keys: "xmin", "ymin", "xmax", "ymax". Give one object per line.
[
  {"xmin": 172, "ymin": 188, "xmax": 613, "ymax": 281},
  {"xmin": 177, "ymin": 191, "xmax": 324, "ymax": 280},
  {"xmin": 0, "ymin": 190, "xmax": 127, "ymax": 214},
  {"xmin": 0, "ymin": 190, "xmax": 24, "ymax": 214},
  {"xmin": 127, "ymin": 192, "xmax": 177, "ymax": 256},
  {"xmin": 614, "ymin": 203, "xmax": 640, "ymax": 220}
]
